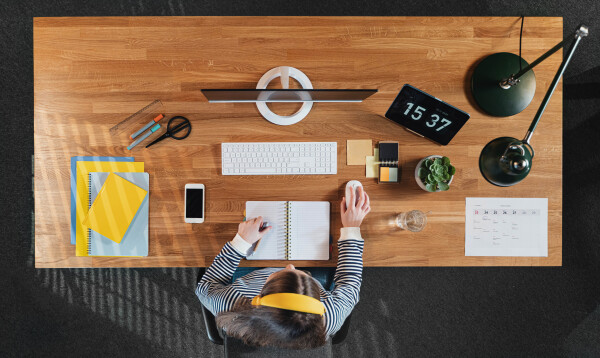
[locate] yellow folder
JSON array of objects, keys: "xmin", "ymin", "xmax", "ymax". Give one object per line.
[
  {"xmin": 82, "ymin": 173, "xmax": 147, "ymax": 244},
  {"xmin": 75, "ymin": 161, "xmax": 144, "ymax": 256}
]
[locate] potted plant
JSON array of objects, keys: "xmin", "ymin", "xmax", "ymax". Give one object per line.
[{"xmin": 415, "ymin": 156, "xmax": 455, "ymax": 192}]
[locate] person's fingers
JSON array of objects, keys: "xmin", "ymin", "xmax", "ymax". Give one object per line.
[
  {"xmin": 362, "ymin": 193, "xmax": 370, "ymax": 211},
  {"xmin": 348, "ymin": 187, "xmax": 355, "ymax": 209},
  {"xmin": 357, "ymin": 186, "xmax": 365, "ymax": 208},
  {"xmin": 257, "ymin": 216, "xmax": 263, "ymax": 225},
  {"xmin": 340, "ymin": 197, "xmax": 347, "ymax": 214}
]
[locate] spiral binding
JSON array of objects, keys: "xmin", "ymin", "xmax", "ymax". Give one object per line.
[
  {"xmin": 379, "ymin": 160, "xmax": 399, "ymax": 166},
  {"xmin": 284, "ymin": 201, "xmax": 291, "ymax": 260},
  {"xmin": 87, "ymin": 173, "xmax": 92, "ymax": 255}
]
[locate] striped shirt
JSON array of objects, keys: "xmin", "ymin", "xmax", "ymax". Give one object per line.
[{"xmin": 196, "ymin": 227, "xmax": 364, "ymax": 337}]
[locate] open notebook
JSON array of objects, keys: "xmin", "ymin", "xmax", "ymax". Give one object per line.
[{"xmin": 245, "ymin": 201, "xmax": 330, "ymax": 260}]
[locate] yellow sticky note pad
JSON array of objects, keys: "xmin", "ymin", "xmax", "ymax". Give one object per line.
[
  {"xmin": 347, "ymin": 140, "xmax": 373, "ymax": 165},
  {"xmin": 380, "ymin": 167, "xmax": 390, "ymax": 181},
  {"xmin": 366, "ymin": 148, "xmax": 379, "ymax": 178},
  {"xmin": 82, "ymin": 173, "xmax": 147, "ymax": 244}
]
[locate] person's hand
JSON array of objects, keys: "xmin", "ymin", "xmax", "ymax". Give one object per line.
[
  {"xmin": 340, "ymin": 186, "xmax": 371, "ymax": 227},
  {"xmin": 237, "ymin": 216, "xmax": 272, "ymax": 244}
]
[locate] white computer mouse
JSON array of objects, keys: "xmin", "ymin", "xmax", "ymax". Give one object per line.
[{"xmin": 345, "ymin": 180, "xmax": 363, "ymax": 206}]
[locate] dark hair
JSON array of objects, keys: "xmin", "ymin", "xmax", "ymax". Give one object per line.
[{"xmin": 216, "ymin": 270, "xmax": 326, "ymax": 349}]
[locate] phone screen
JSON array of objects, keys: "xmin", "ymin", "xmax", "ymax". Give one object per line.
[{"xmin": 186, "ymin": 188, "xmax": 204, "ymax": 218}]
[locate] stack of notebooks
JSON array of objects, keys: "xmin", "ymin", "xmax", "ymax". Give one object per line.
[{"xmin": 70, "ymin": 156, "xmax": 149, "ymax": 257}]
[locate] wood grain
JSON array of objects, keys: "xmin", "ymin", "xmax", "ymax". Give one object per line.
[{"xmin": 34, "ymin": 17, "xmax": 563, "ymax": 267}]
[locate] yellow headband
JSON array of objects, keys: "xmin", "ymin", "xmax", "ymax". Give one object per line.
[{"xmin": 251, "ymin": 293, "xmax": 326, "ymax": 316}]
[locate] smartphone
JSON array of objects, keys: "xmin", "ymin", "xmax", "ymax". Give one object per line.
[{"xmin": 185, "ymin": 184, "xmax": 205, "ymax": 223}]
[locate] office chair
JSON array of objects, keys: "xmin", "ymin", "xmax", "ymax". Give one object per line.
[{"xmin": 197, "ymin": 268, "xmax": 353, "ymax": 350}]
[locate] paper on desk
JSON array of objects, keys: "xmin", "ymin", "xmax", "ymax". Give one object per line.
[
  {"xmin": 347, "ymin": 140, "xmax": 372, "ymax": 165},
  {"xmin": 365, "ymin": 148, "xmax": 379, "ymax": 178},
  {"xmin": 465, "ymin": 197, "xmax": 548, "ymax": 257}
]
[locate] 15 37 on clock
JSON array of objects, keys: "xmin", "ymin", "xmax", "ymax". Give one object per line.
[{"xmin": 385, "ymin": 84, "xmax": 470, "ymax": 145}]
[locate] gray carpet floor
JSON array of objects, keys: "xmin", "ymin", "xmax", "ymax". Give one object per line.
[{"xmin": 1, "ymin": 0, "xmax": 599, "ymax": 357}]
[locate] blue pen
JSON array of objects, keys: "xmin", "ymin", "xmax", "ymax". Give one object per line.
[
  {"xmin": 130, "ymin": 114, "xmax": 164, "ymax": 140},
  {"xmin": 127, "ymin": 124, "xmax": 161, "ymax": 150}
]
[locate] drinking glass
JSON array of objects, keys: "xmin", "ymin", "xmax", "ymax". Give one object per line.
[{"xmin": 395, "ymin": 210, "xmax": 427, "ymax": 232}]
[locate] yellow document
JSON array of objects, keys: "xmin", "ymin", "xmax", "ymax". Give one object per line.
[
  {"xmin": 82, "ymin": 173, "xmax": 147, "ymax": 244},
  {"xmin": 75, "ymin": 161, "xmax": 144, "ymax": 256}
]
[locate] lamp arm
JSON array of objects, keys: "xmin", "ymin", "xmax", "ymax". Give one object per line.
[
  {"xmin": 512, "ymin": 38, "xmax": 569, "ymax": 81},
  {"xmin": 522, "ymin": 25, "xmax": 588, "ymax": 144}
]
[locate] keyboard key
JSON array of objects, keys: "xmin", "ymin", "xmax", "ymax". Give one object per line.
[{"xmin": 246, "ymin": 168, "xmax": 276, "ymax": 174}]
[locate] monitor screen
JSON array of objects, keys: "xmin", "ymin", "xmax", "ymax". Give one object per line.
[{"xmin": 201, "ymin": 89, "xmax": 378, "ymax": 102}]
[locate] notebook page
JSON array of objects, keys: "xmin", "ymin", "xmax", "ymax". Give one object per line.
[
  {"xmin": 245, "ymin": 201, "xmax": 287, "ymax": 260},
  {"xmin": 289, "ymin": 201, "xmax": 330, "ymax": 260}
]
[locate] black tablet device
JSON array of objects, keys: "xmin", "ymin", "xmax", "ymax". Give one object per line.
[{"xmin": 385, "ymin": 84, "xmax": 470, "ymax": 145}]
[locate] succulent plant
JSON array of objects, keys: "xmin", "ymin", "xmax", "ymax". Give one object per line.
[{"xmin": 418, "ymin": 156, "xmax": 455, "ymax": 192}]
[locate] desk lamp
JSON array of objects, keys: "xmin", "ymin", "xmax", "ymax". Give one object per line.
[
  {"xmin": 479, "ymin": 24, "xmax": 588, "ymax": 187},
  {"xmin": 472, "ymin": 20, "xmax": 586, "ymax": 117}
]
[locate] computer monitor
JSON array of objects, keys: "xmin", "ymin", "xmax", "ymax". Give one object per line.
[
  {"xmin": 201, "ymin": 89, "xmax": 377, "ymax": 103},
  {"xmin": 201, "ymin": 66, "xmax": 378, "ymax": 125}
]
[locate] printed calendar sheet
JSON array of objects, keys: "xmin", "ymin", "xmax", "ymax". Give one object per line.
[{"xmin": 465, "ymin": 198, "xmax": 548, "ymax": 257}]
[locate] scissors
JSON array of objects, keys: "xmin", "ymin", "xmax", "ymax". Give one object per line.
[{"xmin": 145, "ymin": 116, "xmax": 191, "ymax": 148}]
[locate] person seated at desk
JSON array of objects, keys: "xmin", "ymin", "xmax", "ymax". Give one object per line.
[{"xmin": 196, "ymin": 187, "xmax": 371, "ymax": 349}]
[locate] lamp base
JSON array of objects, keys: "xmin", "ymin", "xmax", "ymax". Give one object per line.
[
  {"xmin": 479, "ymin": 137, "xmax": 533, "ymax": 187},
  {"xmin": 471, "ymin": 53, "xmax": 536, "ymax": 117}
]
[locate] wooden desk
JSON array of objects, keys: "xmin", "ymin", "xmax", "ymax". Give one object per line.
[{"xmin": 34, "ymin": 16, "xmax": 562, "ymax": 268}]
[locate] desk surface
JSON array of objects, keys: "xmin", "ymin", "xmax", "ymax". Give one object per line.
[{"xmin": 34, "ymin": 16, "xmax": 563, "ymax": 268}]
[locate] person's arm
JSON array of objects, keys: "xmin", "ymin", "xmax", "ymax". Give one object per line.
[
  {"xmin": 324, "ymin": 186, "xmax": 370, "ymax": 336},
  {"xmin": 196, "ymin": 217, "xmax": 272, "ymax": 315}
]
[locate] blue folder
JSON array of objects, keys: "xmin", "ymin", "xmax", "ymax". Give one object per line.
[{"xmin": 70, "ymin": 156, "xmax": 134, "ymax": 245}]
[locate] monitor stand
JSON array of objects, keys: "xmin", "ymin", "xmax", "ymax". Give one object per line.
[{"xmin": 256, "ymin": 66, "xmax": 313, "ymax": 126}]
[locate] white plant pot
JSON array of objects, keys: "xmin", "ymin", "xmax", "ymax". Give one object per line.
[{"xmin": 415, "ymin": 155, "xmax": 454, "ymax": 192}]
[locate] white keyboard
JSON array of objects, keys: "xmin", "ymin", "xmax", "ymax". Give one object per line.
[{"xmin": 222, "ymin": 142, "xmax": 337, "ymax": 175}]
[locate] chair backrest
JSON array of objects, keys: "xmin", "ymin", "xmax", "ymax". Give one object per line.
[{"xmin": 224, "ymin": 335, "xmax": 333, "ymax": 358}]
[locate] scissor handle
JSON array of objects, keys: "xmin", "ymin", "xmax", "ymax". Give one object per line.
[{"xmin": 167, "ymin": 116, "xmax": 191, "ymax": 140}]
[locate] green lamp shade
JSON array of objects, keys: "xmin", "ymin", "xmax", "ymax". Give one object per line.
[
  {"xmin": 479, "ymin": 137, "xmax": 534, "ymax": 187},
  {"xmin": 471, "ymin": 53, "xmax": 536, "ymax": 117}
]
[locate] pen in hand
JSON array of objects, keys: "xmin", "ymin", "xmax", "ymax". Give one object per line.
[{"xmin": 254, "ymin": 221, "xmax": 269, "ymax": 251}]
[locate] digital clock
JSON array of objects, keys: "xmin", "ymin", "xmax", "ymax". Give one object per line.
[{"xmin": 385, "ymin": 84, "xmax": 470, "ymax": 145}]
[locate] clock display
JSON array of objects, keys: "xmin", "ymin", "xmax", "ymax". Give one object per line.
[{"xmin": 385, "ymin": 84, "xmax": 470, "ymax": 145}]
